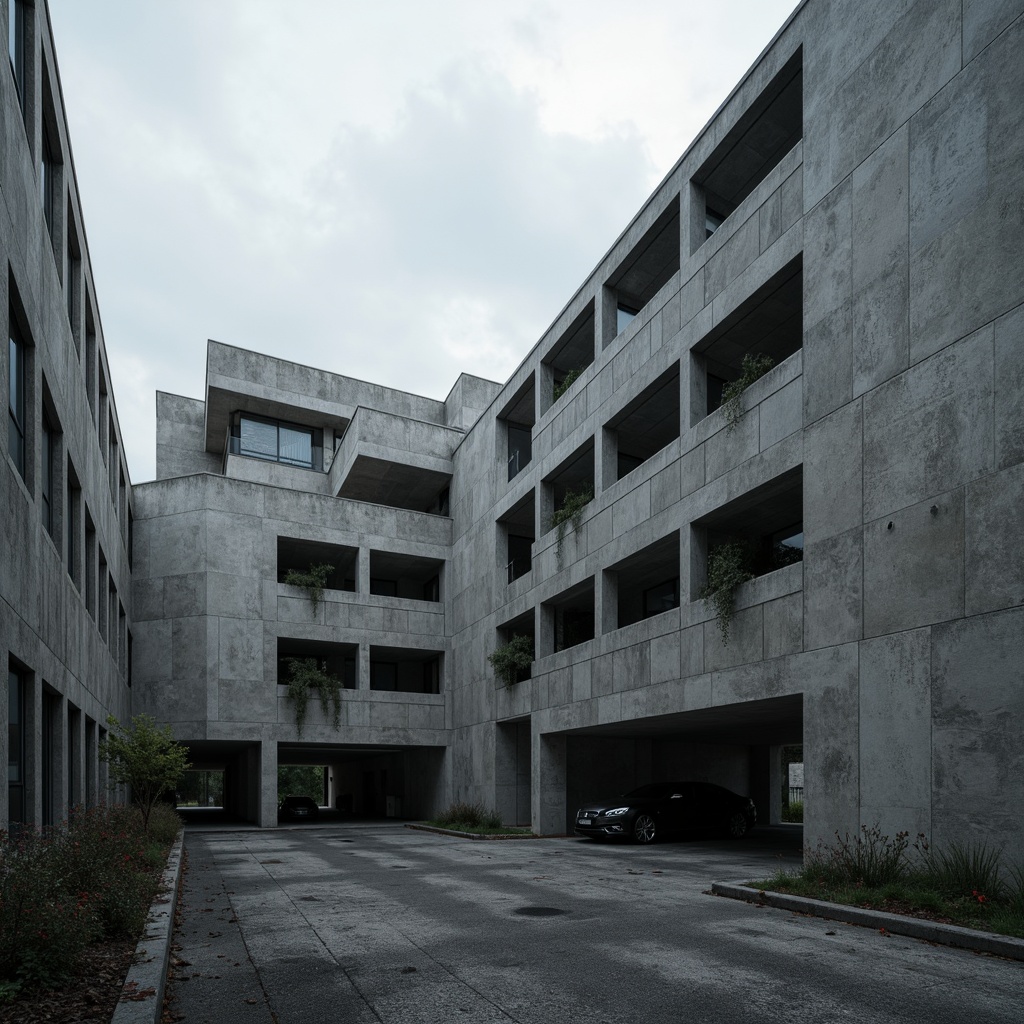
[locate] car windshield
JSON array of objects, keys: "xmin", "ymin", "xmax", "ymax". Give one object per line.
[{"xmin": 624, "ymin": 783, "xmax": 681, "ymax": 800}]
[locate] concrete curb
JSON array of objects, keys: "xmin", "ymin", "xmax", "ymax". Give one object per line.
[
  {"xmin": 405, "ymin": 823, "xmax": 539, "ymax": 840},
  {"xmin": 712, "ymin": 880, "xmax": 1024, "ymax": 961},
  {"xmin": 110, "ymin": 831, "xmax": 185, "ymax": 1024}
]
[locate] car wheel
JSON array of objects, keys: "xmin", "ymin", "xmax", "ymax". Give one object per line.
[
  {"xmin": 633, "ymin": 814, "xmax": 657, "ymax": 844},
  {"xmin": 725, "ymin": 811, "xmax": 750, "ymax": 839}
]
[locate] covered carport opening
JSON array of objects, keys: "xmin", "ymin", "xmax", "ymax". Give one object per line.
[
  {"xmin": 562, "ymin": 694, "xmax": 803, "ymax": 834},
  {"xmin": 279, "ymin": 742, "xmax": 446, "ymax": 820},
  {"xmin": 176, "ymin": 740, "xmax": 266, "ymax": 824}
]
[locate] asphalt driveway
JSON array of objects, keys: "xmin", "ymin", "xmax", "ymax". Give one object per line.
[{"xmin": 165, "ymin": 822, "xmax": 1023, "ymax": 1023}]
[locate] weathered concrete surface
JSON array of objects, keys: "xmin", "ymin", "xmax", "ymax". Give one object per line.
[{"xmin": 166, "ymin": 825, "xmax": 1024, "ymax": 1024}]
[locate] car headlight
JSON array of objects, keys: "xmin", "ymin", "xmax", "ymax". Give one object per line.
[{"xmin": 604, "ymin": 806, "xmax": 630, "ymax": 816}]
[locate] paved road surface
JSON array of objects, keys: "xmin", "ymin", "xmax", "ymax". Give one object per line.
[{"xmin": 165, "ymin": 823, "xmax": 1022, "ymax": 1023}]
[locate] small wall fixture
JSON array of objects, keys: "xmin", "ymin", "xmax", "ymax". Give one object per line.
[
  {"xmin": 886, "ymin": 522, "xmax": 894, "ymax": 531},
  {"xmin": 930, "ymin": 505, "xmax": 939, "ymax": 516}
]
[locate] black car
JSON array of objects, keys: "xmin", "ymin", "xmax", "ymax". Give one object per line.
[
  {"xmin": 574, "ymin": 781, "xmax": 756, "ymax": 843},
  {"xmin": 278, "ymin": 795, "xmax": 320, "ymax": 822}
]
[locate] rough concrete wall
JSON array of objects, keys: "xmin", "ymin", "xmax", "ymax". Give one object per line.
[{"xmin": 155, "ymin": 392, "xmax": 221, "ymax": 481}]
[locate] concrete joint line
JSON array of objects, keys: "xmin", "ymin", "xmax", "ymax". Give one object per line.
[
  {"xmin": 712, "ymin": 881, "xmax": 1024, "ymax": 962},
  {"xmin": 110, "ymin": 831, "xmax": 186, "ymax": 1024}
]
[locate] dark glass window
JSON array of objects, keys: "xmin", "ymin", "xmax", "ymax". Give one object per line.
[
  {"xmin": 41, "ymin": 411, "xmax": 53, "ymax": 536},
  {"xmin": 237, "ymin": 414, "xmax": 318, "ymax": 469},
  {"xmin": 507, "ymin": 424, "xmax": 532, "ymax": 481},
  {"xmin": 41, "ymin": 131, "xmax": 57, "ymax": 242},
  {"xmin": 8, "ymin": 668, "xmax": 25, "ymax": 823},
  {"xmin": 617, "ymin": 303, "xmax": 639, "ymax": 335},
  {"xmin": 8, "ymin": 330, "xmax": 26, "ymax": 480},
  {"xmin": 643, "ymin": 578, "xmax": 680, "ymax": 619}
]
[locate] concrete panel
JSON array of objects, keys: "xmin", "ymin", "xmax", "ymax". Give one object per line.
[
  {"xmin": 803, "ymin": 645, "xmax": 860, "ymax": 846},
  {"xmin": 703, "ymin": 605, "xmax": 763, "ymax": 673},
  {"xmin": 965, "ymin": 462, "xmax": 1024, "ymax": 616},
  {"xmin": 218, "ymin": 619, "xmax": 264, "ymax": 681},
  {"xmin": 863, "ymin": 492, "xmax": 964, "ymax": 636},
  {"xmin": 863, "ymin": 327, "xmax": 994, "ymax": 521},
  {"xmin": 994, "ymin": 303, "xmax": 1024, "ymax": 470},
  {"xmin": 909, "ymin": 17, "xmax": 1024, "ymax": 360},
  {"xmin": 850, "ymin": 124, "xmax": 910, "ymax": 396},
  {"xmin": 704, "ymin": 214, "xmax": 760, "ymax": 304},
  {"xmin": 763, "ymin": 593, "xmax": 802, "ymax": 660},
  {"xmin": 963, "ymin": 0, "xmax": 1024, "ymax": 62},
  {"xmin": 931, "ymin": 606, "xmax": 1024, "ymax": 860},
  {"xmin": 803, "ymin": 527, "xmax": 862, "ymax": 649},
  {"xmin": 804, "ymin": 180, "xmax": 852, "ymax": 332},
  {"xmin": 804, "ymin": 399, "xmax": 862, "ymax": 544},
  {"xmin": 858, "ymin": 630, "xmax": 931, "ymax": 838},
  {"xmin": 802, "ymin": 301, "xmax": 852, "ymax": 426},
  {"xmin": 758, "ymin": 378, "xmax": 802, "ymax": 452}
]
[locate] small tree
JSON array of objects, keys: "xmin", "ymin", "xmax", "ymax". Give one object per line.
[{"xmin": 99, "ymin": 714, "xmax": 191, "ymax": 829}]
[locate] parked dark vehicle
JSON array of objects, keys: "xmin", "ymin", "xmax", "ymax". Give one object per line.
[
  {"xmin": 278, "ymin": 795, "xmax": 320, "ymax": 822},
  {"xmin": 574, "ymin": 781, "xmax": 756, "ymax": 844}
]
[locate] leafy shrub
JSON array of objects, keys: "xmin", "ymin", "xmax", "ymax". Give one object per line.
[
  {"xmin": 489, "ymin": 634, "xmax": 534, "ymax": 685},
  {"xmin": 0, "ymin": 804, "xmax": 172, "ymax": 989},
  {"xmin": 433, "ymin": 802, "xmax": 502, "ymax": 830},
  {"xmin": 146, "ymin": 802, "xmax": 184, "ymax": 846},
  {"xmin": 553, "ymin": 367, "xmax": 582, "ymax": 401},
  {"xmin": 782, "ymin": 800, "xmax": 803, "ymax": 823}
]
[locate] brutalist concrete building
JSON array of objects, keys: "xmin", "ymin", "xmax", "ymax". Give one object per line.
[{"xmin": 4, "ymin": 1, "xmax": 1023, "ymax": 857}]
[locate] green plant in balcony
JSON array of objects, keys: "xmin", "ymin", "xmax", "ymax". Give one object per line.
[
  {"xmin": 550, "ymin": 484, "xmax": 593, "ymax": 566},
  {"xmin": 488, "ymin": 634, "xmax": 534, "ymax": 686},
  {"xmin": 285, "ymin": 657, "xmax": 342, "ymax": 736},
  {"xmin": 283, "ymin": 562, "xmax": 334, "ymax": 618},
  {"xmin": 553, "ymin": 367, "xmax": 582, "ymax": 402},
  {"xmin": 699, "ymin": 541, "xmax": 754, "ymax": 645},
  {"xmin": 721, "ymin": 352, "xmax": 774, "ymax": 431}
]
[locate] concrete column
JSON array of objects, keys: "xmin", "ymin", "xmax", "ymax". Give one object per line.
[
  {"xmin": 358, "ymin": 642, "xmax": 371, "ymax": 690},
  {"xmin": 538, "ymin": 362, "xmax": 555, "ymax": 417},
  {"xmin": 597, "ymin": 426, "xmax": 618, "ymax": 494},
  {"xmin": 748, "ymin": 745, "xmax": 773, "ymax": 829},
  {"xmin": 357, "ymin": 546, "xmax": 371, "ymax": 596},
  {"xmin": 538, "ymin": 601, "xmax": 555, "ymax": 658},
  {"xmin": 51, "ymin": 695, "xmax": 69, "ymax": 824},
  {"xmin": 531, "ymin": 726, "xmax": 567, "ymax": 836},
  {"xmin": 258, "ymin": 740, "xmax": 278, "ymax": 828},
  {"xmin": 769, "ymin": 745, "xmax": 784, "ymax": 826},
  {"xmin": 598, "ymin": 569, "xmax": 617, "ymax": 636},
  {"xmin": 598, "ymin": 284, "xmax": 617, "ymax": 350}
]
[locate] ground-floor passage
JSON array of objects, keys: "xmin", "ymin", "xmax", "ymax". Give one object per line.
[{"xmin": 166, "ymin": 823, "xmax": 1022, "ymax": 1024}]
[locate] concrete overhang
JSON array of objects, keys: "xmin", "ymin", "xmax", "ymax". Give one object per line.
[{"xmin": 559, "ymin": 694, "xmax": 803, "ymax": 746}]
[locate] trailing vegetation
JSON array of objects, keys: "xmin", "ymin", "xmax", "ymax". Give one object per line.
[
  {"xmin": 782, "ymin": 799, "xmax": 804, "ymax": 823},
  {"xmin": 0, "ymin": 803, "xmax": 181, "ymax": 996},
  {"xmin": 284, "ymin": 563, "xmax": 334, "ymax": 617},
  {"xmin": 285, "ymin": 657, "xmax": 343, "ymax": 736},
  {"xmin": 699, "ymin": 541, "xmax": 754, "ymax": 645},
  {"xmin": 550, "ymin": 484, "xmax": 593, "ymax": 566},
  {"xmin": 553, "ymin": 367, "xmax": 582, "ymax": 402},
  {"xmin": 752, "ymin": 826, "xmax": 1024, "ymax": 939},
  {"xmin": 488, "ymin": 634, "xmax": 534, "ymax": 686},
  {"xmin": 721, "ymin": 352, "xmax": 774, "ymax": 431}
]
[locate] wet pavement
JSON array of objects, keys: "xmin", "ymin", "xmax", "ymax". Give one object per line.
[{"xmin": 164, "ymin": 823, "xmax": 1023, "ymax": 1024}]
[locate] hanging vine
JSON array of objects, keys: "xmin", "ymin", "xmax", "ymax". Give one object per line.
[
  {"xmin": 285, "ymin": 657, "xmax": 342, "ymax": 736},
  {"xmin": 721, "ymin": 353, "xmax": 774, "ymax": 431},
  {"xmin": 550, "ymin": 485, "xmax": 593, "ymax": 567},
  {"xmin": 283, "ymin": 563, "xmax": 334, "ymax": 618},
  {"xmin": 699, "ymin": 542, "xmax": 754, "ymax": 645}
]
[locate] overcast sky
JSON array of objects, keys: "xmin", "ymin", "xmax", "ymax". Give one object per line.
[{"xmin": 47, "ymin": 0, "xmax": 799, "ymax": 483}]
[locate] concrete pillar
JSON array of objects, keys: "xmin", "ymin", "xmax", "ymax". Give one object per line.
[
  {"xmin": 531, "ymin": 726, "xmax": 567, "ymax": 836},
  {"xmin": 598, "ymin": 284, "xmax": 617, "ymax": 350},
  {"xmin": 748, "ymin": 745, "xmax": 773, "ymax": 829},
  {"xmin": 357, "ymin": 546, "xmax": 370, "ymax": 596},
  {"xmin": 597, "ymin": 426, "xmax": 618, "ymax": 494},
  {"xmin": 358, "ymin": 642, "xmax": 371, "ymax": 690},
  {"xmin": 538, "ymin": 601, "xmax": 555, "ymax": 658},
  {"xmin": 538, "ymin": 361, "xmax": 555, "ymax": 417},
  {"xmin": 769, "ymin": 745, "xmax": 784, "ymax": 825},
  {"xmin": 258, "ymin": 740, "xmax": 278, "ymax": 827},
  {"xmin": 598, "ymin": 569, "xmax": 617, "ymax": 636}
]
